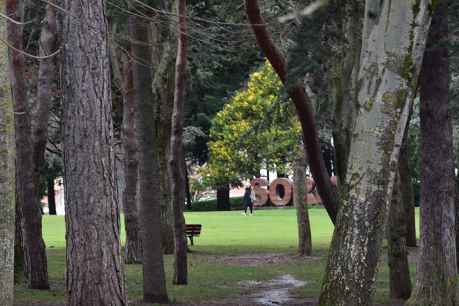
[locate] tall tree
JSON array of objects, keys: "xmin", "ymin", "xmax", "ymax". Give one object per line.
[
  {"xmin": 0, "ymin": 0, "xmax": 16, "ymax": 303},
  {"xmin": 128, "ymin": 1, "xmax": 169, "ymax": 302},
  {"xmin": 7, "ymin": 0, "xmax": 49, "ymax": 289},
  {"xmin": 317, "ymin": 0, "xmax": 432, "ymax": 304},
  {"xmin": 399, "ymin": 139, "xmax": 417, "ymax": 247},
  {"xmin": 407, "ymin": 2, "xmax": 457, "ymax": 305},
  {"xmin": 169, "ymin": 0, "xmax": 188, "ymax": 285},
  {"xmin": 117, "ymin": 44, "xmax": 142, "ymax": 264},
  {"xmin": 388, "ymin": 176, "xmax": 412, "ymax": 300},
  {"xmin": 62, "ymin": 0, "xmax": 127, "ymax": 304},
  {"xmin": 293, "ymin": 148, "xmax": 312, "ymax": 256}
]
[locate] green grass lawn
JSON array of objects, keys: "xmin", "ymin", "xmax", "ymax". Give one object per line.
[{"xmin": 15, "ymin": 207, "xmax": 420, "ymax": 305}]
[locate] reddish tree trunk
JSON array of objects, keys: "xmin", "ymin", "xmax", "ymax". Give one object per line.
[
  {"xmin": 407, "ymin": 3, "xmax": 457, "ymax": 305},
  {"xmin": 62, "ymin": 0, "xmax": 127, "ymax": 304}
]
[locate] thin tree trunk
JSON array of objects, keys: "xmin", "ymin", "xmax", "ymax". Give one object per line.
[
  {"xmin": 14, "ymin": 188, "xmax": 24, "ymax": 283},
  {"xmin": 169, "ymin": 0, "xmax": 188, "ymax": 285},
  {"xmin": 388, "ymin": 175, "xmax": 412, "ymax": 300},
  {"xmin": 62, "ymin": 0, "xmax": 127, "ymax": 304},
  {"xmin": 120, "ymin": 50, "xmax": 142, "ymax": 264},
  {"xmin": 128, "ymin": 4, "xmax": 169, "ymax": 302},
  {"xmin": 399, "ymin": 139, "xmax": 417, "ymax": 247},
  {"xmin": 294, "ymin": 149, "xmax": 312, "ymax": 256},
  {"xmin": 185, "ymin": 158, "xmax": 192, "ymax": 209},
  {"xmin": 0, "ymin": 1, "xmax": 16, "ymax": 301},
  {"xmin": 406, "ymin": 3, "xmax": 457, "ymax": 305},
  {"xmin": 217, "ymin": 185, "xmax": 230, "ymax": 210},
  {"xmin": 7, "ymin": 0, "xmax": 49, "ymax": 290},
  {"xmin": 47, "ymin": 177, "xmax": 56, "ymax": 215},
  {"xmin": 318, "ymin": 1, "xmax": 432, "ymax": 305},
  {"xmin": 245, "ymin": 0, "xmax": 338, "ymax": 224}
]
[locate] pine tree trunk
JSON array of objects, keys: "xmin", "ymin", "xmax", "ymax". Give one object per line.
[
  {"xmin": 62, "ymin": 0, "xmax": 127, "ymax": 304},
  {"xmin": 388, "ymin": 175, "xmax": 412, "ymax": 300},
  {"xmin": 406, "ymin": 3, "xmax": 457, "ymax": 305},
  {"xmin": 294, "ymin": 150, "xmax": 312, "ymax": 256},
  {"xmin": 128, "ymin": 4, "xmax": 169, "ymax": 303},
  {"xmin": 0, "ymin": 1, "xmax": 16, "ymax": 301},
  {"xmin": 47, "ymin": 177, "xmax": 56, "ymax": 216},
  {"xmin": 169, "ymin": 0, "xmax": 188, "ymax": 285},
  {"xmin": 318, "ymin": 1, "xmax": 432, "ymax": 305},
  {"xmin": 120, "ymin": 50, "xmax": 142, "ymax": 264},
  {"xmin": 7, "ymin": 0, "xmax": 49, "ymax": 290},
  {"xmin": 399, "ymin": 140, "xmax": 417, "ymax": 247}
]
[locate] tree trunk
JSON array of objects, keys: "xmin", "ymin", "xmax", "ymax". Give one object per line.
[
  {"xmin": 128, "ymin": 4, "xmax": 169, "ymax": 303},
  {"xmin": 62, "ymin": 0, "xmax": 127, "ymax": 304},
  {"xmin": 388, "ymin": 175, "xmax": 412, "ymax": 300},
  {"xmin": 399, "ymin": 138, "xmax": 417, "ymax": 247},
  {"xmin": 0, "ymin": 1, "xmax": 16, "ymax": 301},
  {"xmin": 7, "ymin": 0, "xmax": 49, "ymax": 290},
  {"xmin": 293, "ymin": 149, "xmax": 312, "ymax": 256},
  {"xmin": 406, "ymin": 3, "xmax": 457, "ymax": 305},
  {"xmin": 318, "ymin": 1, "xmax": 432, "ymax": 305},
  {"xmin": 154, "ymin": 38, "xmax": 176, "ymax": 256},
  {"xmin": 185, "ymin": 159, "xmax": 192, "ymax": 209},
  {"xmin": 169, "ymin": 0, "xmax": 188, "ymax": 285},
  {"xmin": 120, "ymin": 52, "xmax": 142, "ymax": 264},
  {"xmin": 217, "ymin": 185, "xmax": 230, "ymax": 211},
  {"xmin": 245, "ymin": 0, "xmax": 338, "ymax": 224},
  {"xmin": 456, "ymin": 177, "xmax": 459, "ymax": 269},
  {"xmin": 331, "ymin": 0, "xmax": 362, "ymax": 184},
  {"xmin": 14, "ymin": 188, "xmax": 24, "ymax": 283},
  {"xmin": 47, "ymin": 177, "xmax": 56, "ymax": 215}
]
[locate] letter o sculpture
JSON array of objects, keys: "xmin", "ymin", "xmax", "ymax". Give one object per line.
[
  {"xmin": 269, "ymin": 178, "xmax": 293, "ymax": 206},
  {"xmin": 253, "ymin": 186, "xmax": 268, "ymax": 206}
]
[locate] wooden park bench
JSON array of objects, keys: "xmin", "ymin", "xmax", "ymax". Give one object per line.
[{"xmin": 185, "ymin": 224, "xmax": 202, "ymax": 246}]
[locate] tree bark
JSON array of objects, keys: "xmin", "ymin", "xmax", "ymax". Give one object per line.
[
  {"xmin": 388, "ymin": 175, "xmax": 412, "ymax": 300},
  {"xmin": 293, "ymin": 149, "xmax": 312, "ymax": 256},
  {"xmin": 154, "ymin": 34, "xmax": 176, "ymax": 256},
  {"xmin": 47, "ymin": 177, "xmax": 56, "ymax": 215},
  {"xmin": 62, "ymin": 0, "xmax": 127, "ymax": 304},
  {"xmin": 318, "ymin": 1, "xmax": 432, "ymax": 305},
  {"xmin": 14, "ymin": 188, "xmax": 24, "ymax": 283},
  {"xmin": 399, "ymin": 138, "xmax": 417, "ymax": 247},
  {"xmin": 7, "ymin": 0, "xmax": 49, "ymax": 290},
  {"xmin": 245, "ymin": 0, "xmax": 338, "ymax": 224},
  {"xmin": 0, "ymin": 0, "xmax": 16, "ymax": 302},
  {"xmin": 331, "ymin": 0, "xmax": 362, "ymax": 184},
  {"xmin": 217, "ymin": 185, "xmax": 230, "ymax": 210},
  {"xmin": 169, "ymin": 0, "xmax": 188, "ymax": 285},
  {"xmin": 119, "ymin": 48, "xmax": 142, "ymax": 264},
  {"xmin": 128, "ymin": 4, "xmax": 169, "ymax": 302},
  {"xmin": 406, "ymin": 2, "xmax": 457, "ymax": 305}
]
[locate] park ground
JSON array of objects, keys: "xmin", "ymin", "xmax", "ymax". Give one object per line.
[{"xmin": 15, "ymin": 207, "xmax": 420, "ymax": 305}]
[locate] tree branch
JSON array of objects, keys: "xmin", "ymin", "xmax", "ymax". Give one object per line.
[{"xmin": 245, "ymin": 0, "xmax": 338, "ymax": 224}]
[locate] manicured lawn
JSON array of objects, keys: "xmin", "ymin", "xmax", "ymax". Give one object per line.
[{"xmin": 15, "ymin": 207, "xmax": 420, "ymax": 305}]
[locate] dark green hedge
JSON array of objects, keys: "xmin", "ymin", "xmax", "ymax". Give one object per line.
[{"xmin": 187, "ymin": 197, "xmax": 244, "ymax": 211}]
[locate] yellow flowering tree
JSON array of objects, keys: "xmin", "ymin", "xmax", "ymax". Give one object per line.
[{"xmin": 202, "ymin": 61, "xmax": 301, "ymax": 187}]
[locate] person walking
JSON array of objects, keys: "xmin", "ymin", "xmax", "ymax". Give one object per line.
[{"xmin": 242, "ymin": 185, "xmax": 254, "ymax": 216}]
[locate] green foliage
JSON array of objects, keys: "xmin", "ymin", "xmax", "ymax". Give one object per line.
[{"xmin": 202, "ymin": 62, "xmax": 301, "ymax": 187}]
